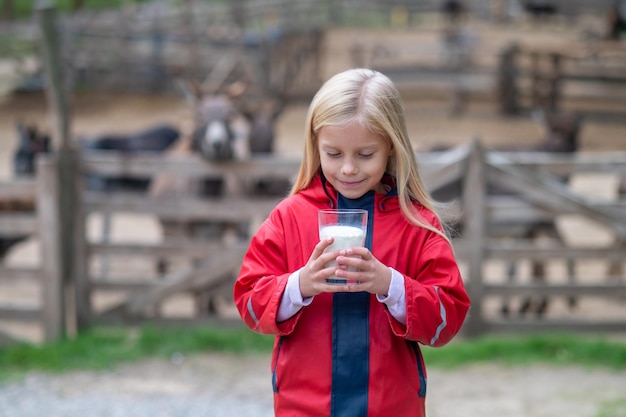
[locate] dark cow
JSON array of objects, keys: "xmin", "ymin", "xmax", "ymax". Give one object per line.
[
  {"xmin": 11, "ymin": 122, "xmax": 180, "ymax": 192},
  {"xmin": 80, "ymin": 124, "xmax": 180, "ymax": 192},
  {"xmin": 523, "ymin": 1, "xmax": 558, "ymax": 21},
  {"xmin": 2, "ymin": 123, "xmax": 51, "ymax": 261}
]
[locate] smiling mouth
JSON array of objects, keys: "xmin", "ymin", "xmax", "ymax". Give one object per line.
[{"xmin": 339, "ymin": 179, "xmax": 363, "ymax": 187}]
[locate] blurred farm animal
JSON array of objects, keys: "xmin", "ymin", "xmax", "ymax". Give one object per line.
[
  {"xmin": 80, "ymin": 124, "xmax": 180, "ymax": 192},
  {"xmin": 13, "ymin": 122, "xmax": 51, "ymax": 177},
  {"xmin": 149, "ymin": 77, "xmax": 289, "ymax": 314},
  {"xmin": 0, "ymin": 123, "xmax": 52, "ymax": 262},
  {"xmin": 431, "ymin": 110, "xmax": 584, "ymax": 318},
  {"xmin": 606, "ymin": 3, "xmax": 626, "ymax": 40},
  {"xmin": 8, "ymin": 121, "xmax": 180, "ymax": 272},
  {"xmin": 522, "ymin": 1, "xmax": 558, "ymax": 21},
  {"xmin": 441, "ymin": 0, "xmax": 466, "ymax": 23},
  {"xmin": 11, "ymin": 121, "xmax": 180, "ymax": 191}
]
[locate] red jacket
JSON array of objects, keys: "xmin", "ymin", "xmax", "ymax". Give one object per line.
[{"xmin": 234, "ymin": 174, "xmax": 470, "ymax": 417}]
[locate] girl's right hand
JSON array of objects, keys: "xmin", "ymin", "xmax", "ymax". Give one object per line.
[{"xmin": 299, "ymin": 237, "xmax": 342, "ymax": 298}]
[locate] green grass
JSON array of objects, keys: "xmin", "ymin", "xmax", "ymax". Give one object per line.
[
  {"xmin": 1, "ymin": 326, "xmax": 626, "ymax": 383},
  {"xmin": 421, "ymin": 333, "xmax": 626, "ymax": 370},
  {"xmin": 0, "ymin": 325, "xmax": 274, "ymax": 382},
  {"xmin": 595, "ymin": 398, "xmax": 626, "ymax": 417}
]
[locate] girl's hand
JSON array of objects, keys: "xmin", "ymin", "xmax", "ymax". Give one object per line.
[
  {"xmin": 332, "ymin": 247, "xmax": 392, "ymax": 295},
  {"xmin": 299, "ymin": 237, "xmax": 348, "ymax": 298}
]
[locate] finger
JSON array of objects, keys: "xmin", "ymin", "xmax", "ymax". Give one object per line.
[
  {"xmin": 312, "ymin": 237, "xmax": 335, "ymax": 258},
  {"xmin": 341, "ymin": 247, "xmax": 370, "ymax": 259}
]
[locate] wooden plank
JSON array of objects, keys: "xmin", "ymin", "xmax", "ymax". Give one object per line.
[
  {"xmin": 36, "ymin": 156, "xmax": 66, "ymax": 342},
  {"xmin": 0, "ymin": 266, "xmax": 41, "ymax": 281},
  {"xmin": 91, "ymin": 279, "xmax": 157, "ymax": 291},
  {"xmin": 0, "ymin": 305, "xmax": 41, "ymax": 321},
  {"xmin": 486, "ymin": 243, "xmax": 626, "ymax": 261},
  {"xmin": 486, "ymin": 152, "xmax": 626, "ymax": 176},
  {"xmin": 461, "ymin": 139, "xmax": 488, "ymax": 336},
  {"xmin": 80, "ymin": 152, "xmax": 301, "ymax": 178},
  {"xmin": 126, "ymin": 245, "xmax": 246, "ymax": 315},
  {"xmin": 484, "ymin": 283, "xmax": 626, "ymax": 297},
  {"xmin": 420, "ymin": 143, "xmax": 469, "ymax": 192},
  {"xmin": 0, "ymin": 179, "xmax": 37, "ymax": 199},
  {"xmin": 488, "ymin": 197, "xmax": 626, "ymax": 222},
  {"xmin": 487, "ymin": 154, "xmax": 626, "ymax": 238},
  {"xmin": 0, "ymin": 213, "xmax": 38, "ymax": 235},
  {"xmin": 83, "ymin": 191, "xmax": 281, "ymax": 220},
  {"xmin": 89, "ymin": 241, "xmax": 232, "ymax": 258}
]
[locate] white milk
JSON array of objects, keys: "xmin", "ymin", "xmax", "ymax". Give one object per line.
[
  {"xmin": 319, "ymin": 225, "xmax": 366, "ymax": 284},
  {"xmin": 319, "ymin": 225, "xmax": 366, "ymax": 250}
]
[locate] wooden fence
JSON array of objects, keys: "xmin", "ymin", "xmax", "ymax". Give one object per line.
[
  {"xmin": 497, "ymin": 41, "xmax": 626, "ymax": 118},
  {"xmin": 1, "ymin": 140, "xmax": 625, "ymax": 345},
  {"xmin": 0, "ymin": 160, "xmax": 66, "ymax": 345}
]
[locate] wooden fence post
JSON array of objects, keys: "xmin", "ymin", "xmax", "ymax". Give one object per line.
[
  {"xmin": 36, "ymin": 156, "xmax": 65, "ymax": 342},
  {"xmin": 37, "ymin": 4, "xmax": 80, "ymax": 338},
  {"xmin": 461, "ymin": 138, "xmax": 487, "ymax": 337}
]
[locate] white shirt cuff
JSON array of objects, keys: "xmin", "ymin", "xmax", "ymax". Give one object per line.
[
  {"xmin": 277, "ymin": 268, "xmax": 314, "ymax": 322},
  {"xmin": 376, "ymin": 267, "xmax": 407, "ymax": 325}
]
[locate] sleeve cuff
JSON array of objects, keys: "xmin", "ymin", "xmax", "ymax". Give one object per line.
[
  {"xmin": 376, "ymin": 267, "xmax": 407, "ymax": 325},
  {"xmin": 277, "ymin": 268, "xmax": 313, "ymax": 322}
]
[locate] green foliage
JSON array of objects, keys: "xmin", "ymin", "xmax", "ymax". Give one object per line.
[
  {"xmin": 7, "ymin": 0, "xmax": 155, "ymax": 19},
  {"xmin": 7, "ymin": 0, "xmax": 230, "ymax": 19}
]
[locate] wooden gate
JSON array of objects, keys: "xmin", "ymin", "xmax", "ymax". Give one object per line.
[
  {"xmin": 425, "ymin": 140, "xmax": 626, "ymax": 336},
  {"xmin": 0, "ymin": 160, "xmax": 66, "ymax": 345},
  {"xmin": 71, "ymin": 151, "xmax": 298, "ymax": 327}
]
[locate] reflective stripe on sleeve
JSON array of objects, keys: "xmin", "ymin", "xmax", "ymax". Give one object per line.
[
  {"xmin": 247, "ymin": 296, "xmax": 259, "ymax": 326},
  {"xmin": 429, "ymin": 286, "xmax": 447, "ymax": 346}
]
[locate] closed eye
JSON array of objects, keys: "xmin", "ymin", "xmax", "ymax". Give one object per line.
[
  {"xmin": 359, "ymin": 153, "xmax": 374, "ymax": 158},
  {"xmin": 326, "ymin": 152, "xmax": 341, "ymax": 158}
]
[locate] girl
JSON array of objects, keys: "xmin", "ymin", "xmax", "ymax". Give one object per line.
[{"xmin": 234, "ymin": 68, "xmax": 470, "ymax": 417}]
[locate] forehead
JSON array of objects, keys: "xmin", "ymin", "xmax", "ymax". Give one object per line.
[{"xmin": 318, "ymin": 122, "xmax": 387, "ymax": 148}]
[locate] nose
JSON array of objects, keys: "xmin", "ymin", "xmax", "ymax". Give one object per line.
[{"xmin": 340, "ymin": 157, "xmax": 358, "ymax": 175}]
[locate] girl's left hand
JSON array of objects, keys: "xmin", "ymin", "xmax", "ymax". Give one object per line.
[{"xmin": 333, "ymin": 247, "xmax": 391, "ymax": 295}]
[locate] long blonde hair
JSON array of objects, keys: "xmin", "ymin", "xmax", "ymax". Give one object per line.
[{"xmin": 290, "ymin": 68, "xmax": 448, "ymax": 240}]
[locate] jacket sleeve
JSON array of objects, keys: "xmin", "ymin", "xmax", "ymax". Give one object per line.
[
  {"xmin": 385, "ymin": 235, "xmax": 471, "ymax": 347},
  {"xmin": 233, "ymin": 210, "xmax": 302, "ymax": 336}
]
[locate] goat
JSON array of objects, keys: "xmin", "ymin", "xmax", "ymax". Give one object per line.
[{"xmin": 430, "ymin": 110, "xmax": 584, "ymax": 318}]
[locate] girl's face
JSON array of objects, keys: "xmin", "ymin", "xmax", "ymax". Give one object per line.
[{"xmin": 317, "ymin": 120, "xmax": 393, "ymax": 199}]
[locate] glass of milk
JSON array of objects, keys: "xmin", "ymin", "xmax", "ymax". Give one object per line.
[{"xmin": 318, "ymin": 209, "xmax": 368, "ymax": 285}]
